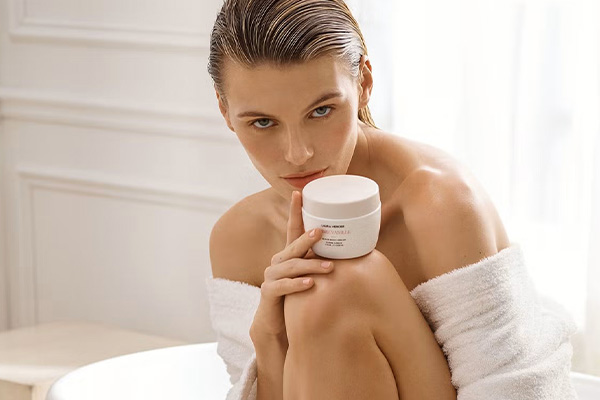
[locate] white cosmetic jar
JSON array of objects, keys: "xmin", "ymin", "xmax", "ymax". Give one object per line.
[{"xmin": 302, "ymin": 174, "xmax": 381, "ymax": 259}]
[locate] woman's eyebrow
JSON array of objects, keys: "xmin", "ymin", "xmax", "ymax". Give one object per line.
[{"xmin": 236, "ymin": 90, "xmax": 344, "ymax": 119}]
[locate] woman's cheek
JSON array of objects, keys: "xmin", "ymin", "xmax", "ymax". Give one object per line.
[
  {"xmin": 330, "ymin": 114, "xmax": 355, "ymax": 141},
  {"xmin": 235, "ymin": 124, "xmax": 265, "ymax": 147}
]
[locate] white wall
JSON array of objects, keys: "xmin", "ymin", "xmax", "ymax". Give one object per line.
[{"xmin": 0, "ymin": 0, "xmax": 268, "ymax": 342}]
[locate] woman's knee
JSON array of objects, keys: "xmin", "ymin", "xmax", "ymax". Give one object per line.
[{"xmin": 283, "ymin": 249, "xmax": 401, "ymax": 342}]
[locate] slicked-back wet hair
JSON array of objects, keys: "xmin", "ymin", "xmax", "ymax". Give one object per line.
[{"xmin": 207, "ymin": 0, "xmax": 377, "ymax": 128}]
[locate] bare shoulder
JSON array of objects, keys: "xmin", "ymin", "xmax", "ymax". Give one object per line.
[
  {"xmin": 367, "ymin": 131, "xmax": 465, "ymax": 196},
  {"xmin": 209, "ymin": 189, "xmax": 281, "ymax": 287},
  {"xmin": 401, "ymin": 164, "xmax": 511, "ymax": 281},
  {"xmin": 372, "ymin": 133, "xmax": 512, "ymax": 281}
]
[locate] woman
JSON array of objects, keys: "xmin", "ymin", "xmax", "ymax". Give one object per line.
[{"xmin": 205, "ymin": 1, "xmax": 573, "ymax": 400}]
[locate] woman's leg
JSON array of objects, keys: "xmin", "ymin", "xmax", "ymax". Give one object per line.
[{"xmin": 282, "ymin": 250, "xmax": 456, "ymax": 400}]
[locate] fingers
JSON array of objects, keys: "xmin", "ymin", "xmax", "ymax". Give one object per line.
[
  {"xmin": 262, "ymin": 257, "xmax": 335, "ymax": 295},
  {"xmin": 286, "ymin": 190, "xmax": 305, "ymax": 247},
  {"xmin": 261, "ymin": 276, "xmax": 315, "ymax": 298},
  {"xmin": 273, "ymin": 226, "xmax": 322, "ymax": 265}
]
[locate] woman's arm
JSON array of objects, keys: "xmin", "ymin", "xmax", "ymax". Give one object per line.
[{"xmin": 252, "ymin": 331, "xmax": 288, "ymax": 400}]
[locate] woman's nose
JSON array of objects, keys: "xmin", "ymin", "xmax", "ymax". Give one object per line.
[{"xmin": 284, "ymin": 129, "xmax": 314, "ymax": 166}]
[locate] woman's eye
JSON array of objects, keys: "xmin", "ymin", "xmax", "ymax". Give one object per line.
[
  {"xmin": 312, "ymin": 106, "xmax": 332, "ymax": 118},
  {"xmin": 251, "ymin": 106, "xmax": 332, "ymax": 129},
  {"xmin": 252, "ymin": 118, "xmax": 274, "ymax": 129}
]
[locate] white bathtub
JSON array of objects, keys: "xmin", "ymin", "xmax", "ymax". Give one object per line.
[{"xmin": 46, "ymin": 342, "xmax": 600, "ymax": 399}]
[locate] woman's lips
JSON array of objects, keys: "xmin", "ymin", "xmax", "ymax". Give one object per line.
[{"xmin": 283, "ymin": 168, "xmax": 326, "ymax": 188}]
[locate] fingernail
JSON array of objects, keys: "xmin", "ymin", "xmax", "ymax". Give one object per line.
[
  {"xmin": 309, "ymin": 228, "xmax": 316, "ymax": 237},
  {"xmin": 321, "ymin": 261, "xmax": 332, "ymax": 268}
]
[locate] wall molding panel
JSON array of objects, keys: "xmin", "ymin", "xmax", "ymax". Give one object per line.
[
  {"xmin": 0, "ymin": 0, "xmax": 253, "ymax": 339},
  {"xmin": 7, "ymin": 0, "xmax": 211, "ymax": 50},
  {"xmin": 10, "ymin": 164, "xmax": 235, "ymax": 327},
  {"xmin": 0, "ymin": 88, "xmax": 234, "ymax": 142}
]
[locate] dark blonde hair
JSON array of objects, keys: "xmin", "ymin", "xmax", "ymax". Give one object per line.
[{"xmin": 207, "ymin": 0, "xmax": 378, "ymax": 129}]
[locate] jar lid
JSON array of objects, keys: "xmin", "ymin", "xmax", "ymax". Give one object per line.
[{"xmin": 302, "ymin": 174, "xmax": 380, "ymax": 219}]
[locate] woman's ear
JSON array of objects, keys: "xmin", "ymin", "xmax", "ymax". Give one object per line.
[
  {"xmin": 357, "ymin": 55, "xmax": 373, "ymax": 109},
  {"xmin": 215, "ymin": 90, "xmax": 235, "ymax": 132}
]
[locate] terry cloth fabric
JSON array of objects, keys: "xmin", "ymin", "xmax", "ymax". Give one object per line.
[
  {"xmin": 206, "ymin": 243, "xmax": 579, "ymax": 399},
  {"xmin": 205, "ymin": 277, "xmax": 260, "ymax": 400},
  {"xmin": 409, "ymin": 243, "xmax": 578, "ymax": 399}
]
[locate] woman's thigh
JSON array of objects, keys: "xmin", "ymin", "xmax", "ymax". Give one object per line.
[{"xmin": 283, "ymin": 249, "xmax": 456, "ymax": 400}]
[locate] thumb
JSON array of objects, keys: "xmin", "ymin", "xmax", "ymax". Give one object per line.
[{"xmin": 286, "ymin": 190, "xmax": 305, "ymax": 247}]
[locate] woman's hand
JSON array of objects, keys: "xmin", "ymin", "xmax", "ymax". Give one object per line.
[{"xmin": 249, "ymin": 190, "xmax": 335, "ymax": 343}]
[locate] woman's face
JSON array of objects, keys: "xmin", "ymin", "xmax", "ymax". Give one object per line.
[{"xmin": 216, "ymin": 55, "xmax": 372, "ymax": 200}]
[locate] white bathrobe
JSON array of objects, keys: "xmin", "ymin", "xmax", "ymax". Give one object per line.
[{"xmin": 205, "ymin": 243, "xmax": 579, "ymax": 399}]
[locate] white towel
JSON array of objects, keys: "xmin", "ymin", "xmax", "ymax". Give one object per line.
[
  {"xmin": 205, "ymin": 243, "xmax": 578, "ymax": 399},
  {"xmin": 409, "ymin": 243, "xmax": 579, "ymax": 399},
  {"xmin": 205, "ymin": 276, "xmax": 260, "ymax": 400}
]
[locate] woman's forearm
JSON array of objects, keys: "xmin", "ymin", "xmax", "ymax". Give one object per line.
[{"xmin": 253, "ymin": 333, "xmax": 289, "ymax": 400}]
